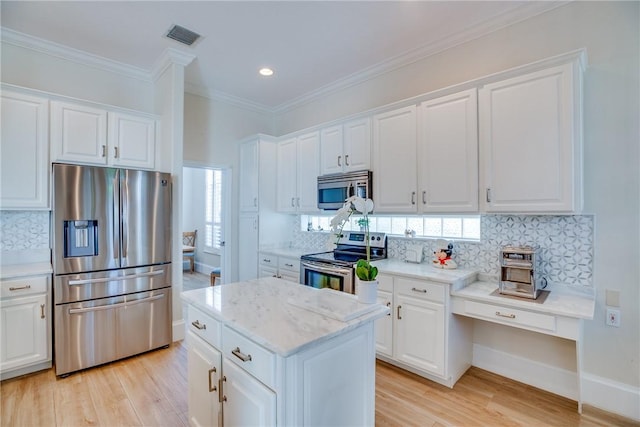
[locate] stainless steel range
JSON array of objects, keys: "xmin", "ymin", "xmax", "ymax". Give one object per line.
[{"xmin": 300, "ymin": 232, "xmax": 387, "ymax": 294}]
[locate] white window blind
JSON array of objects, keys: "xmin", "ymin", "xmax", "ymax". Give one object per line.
[{"xmin": 205, "ymin": 169, "xmax": 222, "ymax": 250}]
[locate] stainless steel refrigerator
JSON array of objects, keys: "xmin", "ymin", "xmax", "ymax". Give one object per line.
[{"xmin": 52, "ymin": 163, "xmax": 172, "ymax": 376}]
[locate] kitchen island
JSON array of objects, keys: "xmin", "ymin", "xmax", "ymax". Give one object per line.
[{"xmin": 181, "ymin": 276, "xmax": 389, "ymax": 426}]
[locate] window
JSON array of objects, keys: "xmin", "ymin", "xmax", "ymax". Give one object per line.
[
  {"xmin": 301, "ymin": 214, "xmax": 481, "ymax": 240},
  {"xmin": 205, "ymin": 169, "xmax": 222, "ymax": 251}
]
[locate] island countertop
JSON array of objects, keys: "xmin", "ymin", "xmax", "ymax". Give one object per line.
[{"xmin": 181, "ymin": 277, "xmax": 389, "ymax": 357}]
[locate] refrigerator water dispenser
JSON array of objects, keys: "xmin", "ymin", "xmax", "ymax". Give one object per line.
[{"xmin": 64, "ymin": 220, "xmax": 98, "ymax": 257}]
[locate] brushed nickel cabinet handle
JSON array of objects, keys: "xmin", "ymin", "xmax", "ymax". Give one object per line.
[
  {"xmin": 411, "ymin": 192, "xmax": 416, "ymax": 205},
  {"xmin": 338, "ymin": 155, "xmax": 342, "ymax": 167},
  {"xmin": 495, "ymin": 311, "xmax": 516, "ymax": 319},
  {"xmin": 9, "ymin": 285, "xmax": 31, "ymax": 291},
  {"xmin": 254, "ymin": 197, "xmax": 257, "ymax": 207},
  {"xmin": 345, "ymin": 154, "xmax": 349, "ymax": 166},
  {"xmin": 101, "ymin": 145, "xmax": 106, "ymax": 157},
  {"xmin": 422, "ymin": 191, "xmax": 426, "ymax": 204},
  {"xmin": 191, "ymin": 320, "xmax": 206, "ymax": 330},
  {"xmin": 208, "ymin": 367, "xmax": 217, "ymax": 392},
  {"xmin": 263, "ymin": 258, "xmax": 271, "ymax": 263},
  {"xmin": 397, "ymin": 305, "xmax": 402, "ymax": 320},
  {"xmin": 386, "ymin": 301, "xmax": 391, "ymax": 316},
  {"xmin": 291, "ymin": 197, "xmax": 295, "ymax": 207},
  {"xmin": 219, "ymin": 376, "xmax": 226, "ymax": 403},
  {"xmin": 40, "ymin": 304, "xmax": 45, "ymax": 319},
  {"xmin": 232, "ymin": 347, "xmax": 252, "ymax": 362},
  {"xmin": 486, "ymin": 188, "xmax": 492, "ymax": 203},
  {"xmin": 114, "ymin": 146, "xmax": 119, "ymax": 159},
  {"xmin": 285, "ymin": 263, "xmax": 294, "ymax": 267},
  {"xmin": 411, "ymin": 287, "xmax": 427, "ymax": 293}
]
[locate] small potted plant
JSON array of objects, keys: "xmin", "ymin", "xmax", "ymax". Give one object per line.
[{"xmin": 330, "ymin": 196, "xmax": 378, "ymax": 303}]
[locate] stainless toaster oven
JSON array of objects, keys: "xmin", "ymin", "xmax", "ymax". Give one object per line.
[{"xmin": 499, "ymin": 246, "xmax": 547, "ymax": 299}]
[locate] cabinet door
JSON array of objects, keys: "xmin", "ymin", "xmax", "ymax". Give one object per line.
[
  {"xmin": 296, "ymin": 131, "xmax": 320, "ymax": 212},
  {"xmin": 108, "ymin": 111, "xmax": 156, "ymax": 169},
  {"xmin": 394, "ymin": 293, "xmax": 445, "ymax": 377},
  {"xmin": 372, "ymin": 106, "xmax": 418, "ymax": 212},
  {"xmin": 239, "ymin": 140, "xmax": 259, "ymax": 212},
  {"xmin": 0, "ymin": 90, "xmax": 49, "ymax": 209},
  {"xmin": 375, "ymin": 289, "xmax": 393, "ymax": 358},
  {"xmin": 238, "ymin": 214, "xmax": 259, "ymax": 281},
  {"xmin": 276, "ymin": 138, "xmax": 298, "ymax": 213},
  {"xmin": 420, "ymin": 89, "xmax": 478, "ymax": 212},
  {"xmin": 51, "ymin": 101, "xmax": 108, "ymax": 165},
  {"xmin": 222, "ymin": 357, "xmax": 276, "ymax": 426},
  {"xmin": 343, "ymin": 117, "xmax": 371, "ymax": 172},
  {"xmin": 320, "ymin": 125, "xmax": 343, "ymax": 175},
  {"xmin": 479, "ymin": 63, "xmax": 580, "ymax": 212},
  {"xmin": 187, "ymin": 331, "xmax": 222, "ymax": 427},
  {"xmin": 0, "ymin": 294, "xmax": 48, "ymax": 373}
]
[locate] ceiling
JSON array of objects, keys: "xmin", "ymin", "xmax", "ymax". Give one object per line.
[{"xmin": 1, "ymin": 1, "xmax": 564, "ymax": 112}]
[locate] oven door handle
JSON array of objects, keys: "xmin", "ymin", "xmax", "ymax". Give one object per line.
[{"xmin": 301, "ymin": 261, "xmax": 351, "ymax": 276}]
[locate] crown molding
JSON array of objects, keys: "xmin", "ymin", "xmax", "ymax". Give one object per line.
[
  {"xmin": 272, "ymin": 1, "xmax": 570, "ymax": 114},
  {"xmin": 1, "ymin": 27, "xmax": 151, "ymax": 82},
  {"xmin": 150, "ymin": 48, "xmax": 197, "ymax": 82},
  {"xmin": 184, "ymin": 81, "xmax": 273, "ymax": 115}
]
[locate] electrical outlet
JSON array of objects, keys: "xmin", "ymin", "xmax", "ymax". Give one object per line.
[{"xmin": 606, "ymin": 308, "xmax": 621, "ymax": 327}]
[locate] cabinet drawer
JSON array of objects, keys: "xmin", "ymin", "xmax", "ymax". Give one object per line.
[
  {"xmin": 1, "ymin": 275, "xmax": 48, "ymax": 298},
  {"xmin": 259, "ymin": 254, "xmax": 276, "ymax": 267},
  {"xmin": 377, "ymin": 274, "xmax": 394, "ymax": 292},
  {"xmin": 464, "ymin": 300, "xmax": 556, "ymax": 332},
  {"xmin": 395, "ymin": 278, "xmax": 445, "ymax": 304},
  {"xmin": 278, "ymin": 256, "xmax": 299, "ymax": 273},
  {"xmin": 187, "ymin": 305, "xmax": 222, "ymax": 349},
  {"xmin": 222, "ymin": 326, "xmax": 275, "ymax": 389}
]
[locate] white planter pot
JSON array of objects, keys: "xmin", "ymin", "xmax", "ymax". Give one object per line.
[{"xmin": 356, "ymin": 278, "xmax": 378, "ymax": 304}]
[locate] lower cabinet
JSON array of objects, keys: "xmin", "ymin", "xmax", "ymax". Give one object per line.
[
  {"xmin": 0, "ymin": 273, "xmax": 52, "ymax": 380},
  {"xmin": 221, "ymin": 358, "xmax": 276, "ymax": 425},
  {"xmin": 187, "ymin": 330, "xmax": 222, "ymax": 427},
  {"xmin": 375, "ymin": 273, "xmax": 470, "ymax": 387},
  {"xmin": 258, "ymin": 252, "xmax": 301, "ymax": 284}
]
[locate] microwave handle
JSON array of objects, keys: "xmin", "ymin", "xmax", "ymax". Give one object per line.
[{"xmin": 347, "ymin": 182, "xmax": 354, "ymax": 198}]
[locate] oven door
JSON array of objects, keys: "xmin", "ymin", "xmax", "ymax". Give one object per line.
[{"xmin": 300, "ymin": 260, "xmax": 354, "ymax": 294}]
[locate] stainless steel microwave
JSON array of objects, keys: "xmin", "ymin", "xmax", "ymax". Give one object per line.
[{"xmin": 317, "ymin": 170, "xmax": 372, "ymax": 210}]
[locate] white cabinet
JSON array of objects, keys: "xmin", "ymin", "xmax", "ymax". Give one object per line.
[
  {"xmin": 320, "ymin": 117, "xmax": 371, "ymax": 175},
  {"xmin": 419, "ymin": 89, "xmax": 479, "ymax": 212},
  {"xmin": 238, "ymin": 214, "xmax": 259, "ymax": 282},
  {"xmin": 0, "ymin": 89, "xmax": 50, "ymax": 209},
  {"xmin": 479, "ymin": 61, "xmax": 583, "ymax": 213},
  {"xmin": 375, "ymin": 272, "xmax": 470, "ymax": 387},
  {"xmin": 258, "ymin": 252, "xmax": 300, "ymax": 284},
  {"xmin": 239, "ymin": 140, "xmax": 259, "ymax": 212},
  {"xmin": 372, "ymin": 106, "xmax": 418, "ymax": 212},
  {"xmin": 276, "ymin": 132, "xmax": 320, "ymax": 213},
  {"xmin": 221, "ymin": 358, "xmax": 276, "ymax": 425},
  {"xmin": 51, "ymin": 100, "xmax": 157, "ymax": 170},
  {"xmin": 0, "ymin": 274, "xmax": 51, "ymax": 380},
  {"xmin": 187, "ymin": 330, "xmax": 222, "ymax": 427}
]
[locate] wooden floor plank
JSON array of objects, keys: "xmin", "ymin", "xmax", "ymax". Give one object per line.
[{"xmin": 1, "ymin": 341, "xmax": 637, "ymax": 427}]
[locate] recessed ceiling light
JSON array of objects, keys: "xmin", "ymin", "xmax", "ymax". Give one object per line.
[{"xmin": 259, "ymin": 67, "xmax": 274, "ymax": 77}]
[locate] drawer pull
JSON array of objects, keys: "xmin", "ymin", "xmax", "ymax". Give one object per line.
[
  {"xmin": 219, "ymin": 376, "xmax": 226, "ymax": 403},
  {"xmin": 386, "ymin": 301, "xmax": 391, "ymax": 316},
  {"xmin": 397, "ymin": 305, "xmax": 402, "ymax": 320},
  {"xmin": 40, "ymin": 304, "xmax": 45, "ymax": 319},
  {"xmin": 208, "ymin": 367, "xmax": 217, "ymax": 392},
  {"xmin": 232, "ymin": 347, "xmax": 252, "ymax": 362},
  {"xmin": 263, "ymin": 258, "xmax": 271, "ymax": 263},
  {"xmin": 411, "ymin": 287, "xmax": 427, "ymax": 293},
  {"xmin": 9, "ymin": 285, "xmax": 31, "ymax": 291},
  {"xmin": 495, "ymin": 311, "xmax": 516, "ymax": 319},
  {"xmin": 191, "ymin": 320, "xmax": 206, "ymax": 330},
  {"xmin": 285, "ymin": 263, "xmax": 294, "ymax": 267}
]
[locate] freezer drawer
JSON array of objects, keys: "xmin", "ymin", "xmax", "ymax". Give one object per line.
[{"xmin": 54, "ymin": 288, "xmax": 171, "ymax": 376}]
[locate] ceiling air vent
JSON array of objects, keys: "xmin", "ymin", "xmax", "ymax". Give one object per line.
[{"xmin": 166, "ymin": 25, "xmax": 200, "ymax": 46}]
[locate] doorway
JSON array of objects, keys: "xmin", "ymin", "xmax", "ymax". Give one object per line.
[{"xmin": 182, "ymin": 165, "xmax": 231, "ymax": 286}]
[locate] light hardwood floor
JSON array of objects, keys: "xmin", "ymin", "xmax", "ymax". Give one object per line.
[{"xmin": 2, "ymin": 341, "xmax": 636, "ymax": 427}]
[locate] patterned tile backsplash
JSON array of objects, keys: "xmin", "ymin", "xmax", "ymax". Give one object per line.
[
  {"xmin": 0, "ymin": 211, "xmax": 50, "ymax": 251},
  {"xmin": 291, "ymin": 214, "xmax": 594, "ymax": 288}
]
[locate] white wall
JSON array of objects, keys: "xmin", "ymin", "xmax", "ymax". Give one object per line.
[
  {"xmin": 183, "ymin": 93, "xmax": 273, "ymax": 281},
  {"xmin": 273, "ymin": 0, "xmax": 640, "ymax": 414}
]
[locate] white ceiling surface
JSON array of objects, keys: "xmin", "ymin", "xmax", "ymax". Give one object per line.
[{"xmin": 1, "ymin": 1, "xmax": 563, "ymax": 111}]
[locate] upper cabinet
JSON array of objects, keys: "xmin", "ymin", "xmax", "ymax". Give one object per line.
[
  {"xmin": 239, "ymin": 139, "xmax": 259, "ymax": 212},
  {"xmin": 0, "ymin": 88, "xmax": 50, "ymax": 210},
  {"xmin": 479, "ymin": 60, "xmax": 583, "ymax": 213},
  {"xmin": 372, "ymin": 106, "xmax": 418, "ymax": 213},
  {"xmin": 51, "ymin": 100, "xmax": 157, "ymax": 170},
  {"xmin": 418, "ymin": 89, "xmax": 479, "ymax": 213},
  {"xmin": 277, "ymin": 131, "xmax": 320, "ymax": 213},
  {"xmin": 320, "ymin": 117, "xmax": 371, "ymax": 175}
]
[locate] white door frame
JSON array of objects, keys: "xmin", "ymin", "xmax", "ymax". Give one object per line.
[{"xmin": 182, "ymin": 162, "xmax": 232, "ymax": 284}]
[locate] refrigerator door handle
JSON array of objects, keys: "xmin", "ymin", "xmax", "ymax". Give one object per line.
[
  {"xmin": 121, "ymin": 175, "xmax": 128, "ymax": 259},
  {"xmin": 113, "ymin": 171, "xmax": 120, "ymax": 262},
  {"xmin": 67, "ymin": 269, "xmax": 165, "ymax": 286}
]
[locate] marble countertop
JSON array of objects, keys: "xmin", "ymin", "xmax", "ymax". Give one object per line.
[
  {"xmin": 451, "ymin": 280, "xmax": 595, "ymax": 320},
  {"xmin": 181, "ymin": 277, "xmax": 389, "ymax": 357},
  {"xmin": 0, "ymin": 262, "xmax": 53, "ymax": 279},
  {"xmin": 372, "ymin": 259, "xmax": 478, "ymax": 286}
]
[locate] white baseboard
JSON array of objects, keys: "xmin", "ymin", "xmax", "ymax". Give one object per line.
[
  {"xmin": 472, "ymin": 344, "xmax": 640, "ymax": 421},
  {"xmin": 172, "ymin": 319, "xmax": 185, "ymax": 342},
  {"xmin": 582, "ymin": 373, "xmax": 640, "ymax": 421},
  {"xmin": 472, "ymin": 343, "xmax": 577, "ymax": 399}
]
